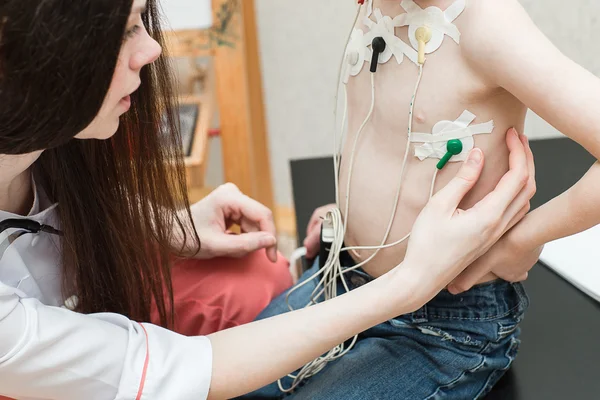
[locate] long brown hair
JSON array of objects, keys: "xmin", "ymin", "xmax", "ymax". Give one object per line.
[{"xmin": 0, "ymin": 0, "xmax": 199, "ymax": 327}]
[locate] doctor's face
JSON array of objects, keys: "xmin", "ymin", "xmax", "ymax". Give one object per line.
[{"xmin": 75, "ymin": 0, "xmax": 162, "ymax": 140}]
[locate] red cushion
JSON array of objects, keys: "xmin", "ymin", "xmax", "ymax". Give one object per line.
[{"xmin": 152, "ymin": 250, "xmax": 292, "ymax": 336}]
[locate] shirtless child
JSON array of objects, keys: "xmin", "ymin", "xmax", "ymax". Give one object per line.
[{"xmin": 242, "ymin": 0, "xmax": 600, "ymax": 398}]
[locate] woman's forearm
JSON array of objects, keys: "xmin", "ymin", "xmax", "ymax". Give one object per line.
[{"xmin": 207, "ymin": 265, "xmax": 421, "ymax": 399}]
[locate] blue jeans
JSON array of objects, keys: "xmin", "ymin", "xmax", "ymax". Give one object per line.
[{"xmin": 240, "ymin": 254, "xmax": 529, "ymax": 400}]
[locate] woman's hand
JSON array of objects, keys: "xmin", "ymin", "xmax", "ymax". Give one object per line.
[
  {"xmin": 189, "ymin": 183, "xmax": 278, "ymax": 262},
  {"xmin": 445, "ymin": 132, "xmax": 539, "ymax": 294},
  {"xmin": 304, "ymin": 204, "xmax": 336, "ymax": 259},
  {"xmin": 401, "ymin": 128, "xmax": 535, "ymax": 302},
  {"xmin": 448, "ymin": 232, "xmax": 543, "ymax": 294}
]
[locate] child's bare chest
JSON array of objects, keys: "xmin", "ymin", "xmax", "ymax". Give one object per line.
[{"xmin": 338, "ymin": 0, "xmax": 527, "ymax": 278}]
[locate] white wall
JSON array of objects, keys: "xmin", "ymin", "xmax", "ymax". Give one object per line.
[{"xmin": 254, "ymin": 0, "xmax": 356, "ymax": 206}]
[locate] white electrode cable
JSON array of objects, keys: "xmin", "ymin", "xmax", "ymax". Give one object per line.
[
  {"xmin": 340, "ymin": 63, "xmax": 424, "ymax": 263},
  {"xmin": 334, "ymin": 5, "xmax": 363, "ymax": 206},
  {"xmin": 282, "ymin": 71, "xmax": 376, "ymax": 315}
]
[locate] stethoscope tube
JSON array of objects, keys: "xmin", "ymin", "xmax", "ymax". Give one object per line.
[{"xmin": 0, "ymin": 218, "xmax": 63, "ymax": 236}]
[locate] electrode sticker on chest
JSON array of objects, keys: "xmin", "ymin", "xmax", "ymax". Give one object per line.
[
  {"xmin": 411, "ymin": 110, "xmax": 494, "ymax": 164},
  {"xmin": 362, "ymin": 8, "xmax": 418, "ymax": 66},
  {"xmin": 395, "ymin": 0, "xmax": 466, "ymax": 55},
  {"xmin": 343, "ymin": 28, "xmax": 368, "ymax": 84}
]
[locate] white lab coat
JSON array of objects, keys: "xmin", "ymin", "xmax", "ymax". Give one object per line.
[{"xmin": 0, "ymin": 182, "xmax": 213, "ymax": 400}]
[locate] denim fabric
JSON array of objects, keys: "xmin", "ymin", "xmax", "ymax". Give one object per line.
[{"xmin": 239, "ymin": 253, "xmax": 529, "ymax": 400}]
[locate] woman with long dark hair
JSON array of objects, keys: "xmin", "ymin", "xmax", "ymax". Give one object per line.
[{"xmin": 0, "ymin": 1, "xmax": 535, "ymax": 399}]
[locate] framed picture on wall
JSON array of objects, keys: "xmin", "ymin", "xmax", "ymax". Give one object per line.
[
  {"xmin": 182, "ymin": 95, "xmax": 213, "ymax": 188},
  {"xmin": 177, "ymin": 102, "xmax": 201, "ymax": 157}
]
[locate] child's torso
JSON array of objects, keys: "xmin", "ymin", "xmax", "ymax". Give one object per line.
[{"xmin": 340, "ymin": 0, "xmax": 528, "ymax": 279}]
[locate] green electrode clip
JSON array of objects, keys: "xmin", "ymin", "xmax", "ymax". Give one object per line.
[{"xmin": 437, "ymin": 139, "xmax": 463, "ymax": 170}]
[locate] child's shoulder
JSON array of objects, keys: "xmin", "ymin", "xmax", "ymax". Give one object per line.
[
  {"xmin": 458, "ymin": 0, "xmax": 544, "ymax": 82},
  {"xmin": 460, "ymin": 0, "xmax": 526, "ymax": 28},
  {"xmin": 459, "ymin": 0, "xmax": 530, "ymax": 50}
]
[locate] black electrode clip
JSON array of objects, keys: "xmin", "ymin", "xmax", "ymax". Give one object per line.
[
  {"xmin": 318, "ymin": 217, "xmax": 334, "ymax": 269},
  {"xmin": 370, "ymin": 37, "xmax": 386, "ymax": 73}
]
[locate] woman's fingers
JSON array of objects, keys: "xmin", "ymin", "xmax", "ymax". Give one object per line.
[
  {"xmin": 473, "ymin": 128, "xmax": 529, "ymax": 219},
  {"xmin": 429, "ymin": 148, "xmax": 485, "ymax": 214},
  {"xmin": 218, "ymin": 184, "xmax": 278, "ymax": 262},
  {"xmin": 498, "ymin": 133, "xmax": 536, "ymax": 230},
  {"xmin": 447, "ymin": 258, "xmax": 489, "ymax": 295},
  {"xmin": 237, "ymin": 195, "xmax": 277, "ymax": 238},
  {"xmin": 211, "ymin": 231, "xmax": 278, "ymax": 259},
  {"xmin": 240, "ymin": 218, "xmax": 260, "ymax": 234},
  {"xmin": 523, "ymin": 134, "xmax": 536, "ymax": 184}
]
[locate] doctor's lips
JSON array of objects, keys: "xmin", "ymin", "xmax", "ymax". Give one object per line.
[{"xmin": 119, "ymin": 85, "xmax": 140, "ymax": 110}]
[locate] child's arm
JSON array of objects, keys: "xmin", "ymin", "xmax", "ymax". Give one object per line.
[{"xmin": 463, "ymin": 0, "xmax": 600, "ymax": 253}]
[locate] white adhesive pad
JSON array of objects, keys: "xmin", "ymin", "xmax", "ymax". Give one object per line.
[
  {"xmin": 411, "ymin": 110, "xmax": 494, "ymax": 162},
  {"xmin": 395, "ymin": 0, "xmax": 466, "ymax": 54},
  {"xmin": 363, "ymin": 9, "xmax": 418, "ymax": 66},
  {"xmin": 343, "ymin": 28, "xmax": 368, "ymax": 84}
]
